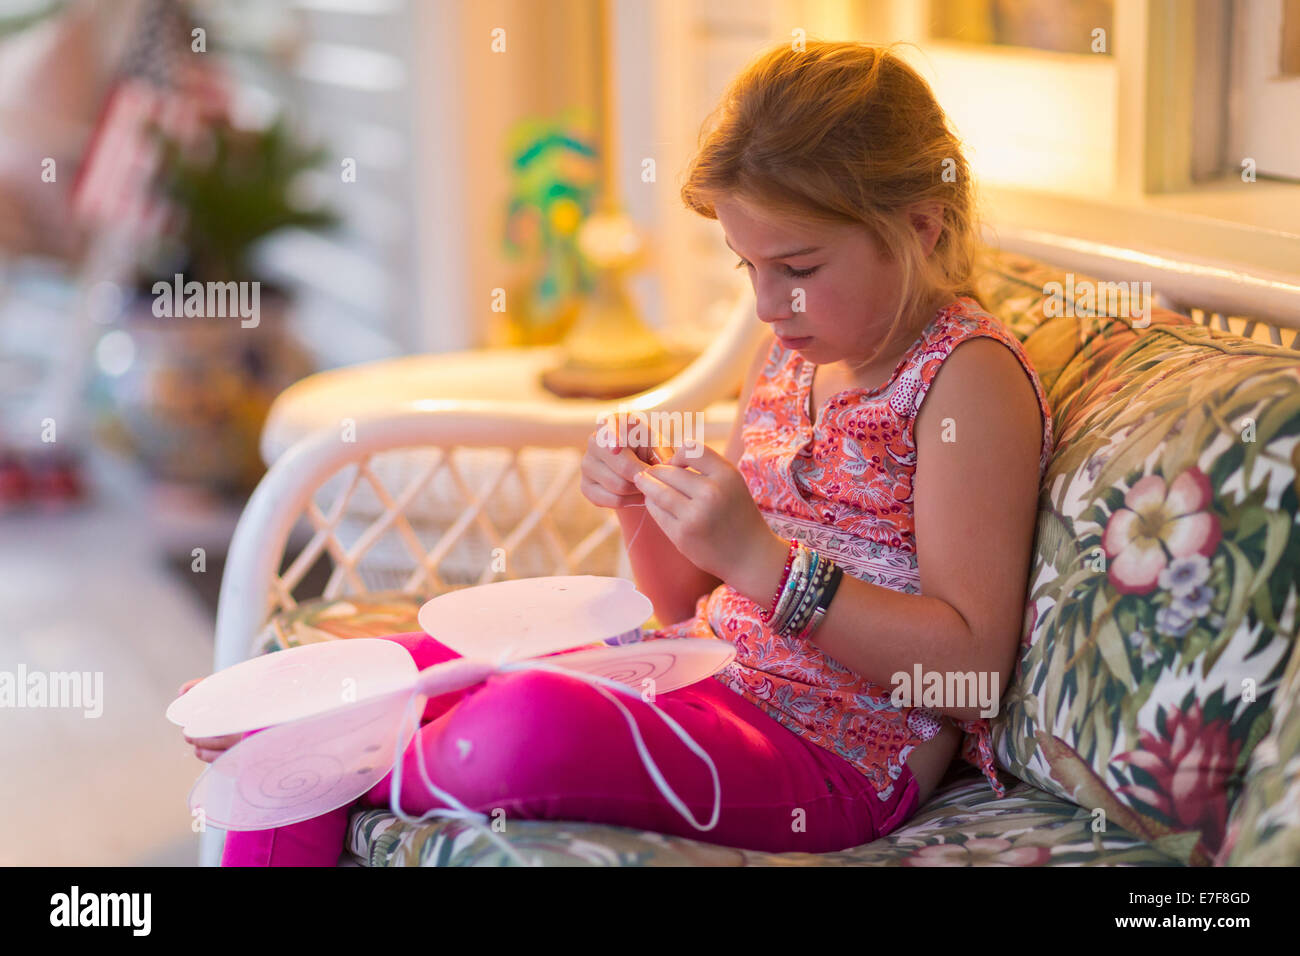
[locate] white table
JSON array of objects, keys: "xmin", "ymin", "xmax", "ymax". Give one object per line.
[{"xmin": 260, "ymin": 346, "xmax": 738, "ymax": 463}]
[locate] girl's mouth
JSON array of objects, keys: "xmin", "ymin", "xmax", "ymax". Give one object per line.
[{"xmin": 777, "ymin": 334, "xmax": 812, "ymax": 349}]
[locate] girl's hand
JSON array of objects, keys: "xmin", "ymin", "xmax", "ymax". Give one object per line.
[
  {"xmin": 176, "ymin": 677, "xmax": 243, "ymax": 763},
  {"xmin": 580, "ymin": 412, "xmax": 664, "ymax": 510},
  {"xmin": 631, "ymin": 439, "xmax": 785, "ymax": 593}
]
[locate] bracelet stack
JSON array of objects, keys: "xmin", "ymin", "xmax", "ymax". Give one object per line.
[{"xmin": 758, "ymin": 538, "xmax": 844, "ymax": 640}]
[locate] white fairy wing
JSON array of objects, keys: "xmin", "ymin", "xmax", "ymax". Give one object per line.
[
  {"xmin": 189, "ymin": 685, "xmax": 418, "ymax": 831},
  {"xmin": 417, "ymin": 575, "xmax": 654, "ymax": 663},
  {"xmin": 529, "ymin": 638, "xmax": 735, "ymax": 694},
  {"xmin": 188, "ymin": 641, "xmax": 734, "ymax": 832},
  {"xmin": 166, "ymin": 638, "xmax": 418, "ymax": 738}
]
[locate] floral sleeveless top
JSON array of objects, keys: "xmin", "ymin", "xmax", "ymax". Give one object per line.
[{"xmin": 645, "ymin": 295, "xmax": 1054, "ymax": 802}]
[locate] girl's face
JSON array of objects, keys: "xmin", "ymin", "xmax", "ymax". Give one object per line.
[{"xmin": 714, "ymin": 196, "xmax": 928, "ymax": 369}]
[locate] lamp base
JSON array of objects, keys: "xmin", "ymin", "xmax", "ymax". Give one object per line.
[{"xmin": 539, "ymin": 348, "xmax": 696, "ymax": 399}]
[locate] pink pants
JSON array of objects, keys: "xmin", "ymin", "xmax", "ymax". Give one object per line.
[{"xmin": 221, "ymin": 632, "xmax": 921, "ymax": 865}]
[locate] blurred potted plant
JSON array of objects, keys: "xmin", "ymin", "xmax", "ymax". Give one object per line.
[
  {"xmin": 500, "ymin": 108, "xmax": 601, "ymax": 346},
  {"xmin": 91, "ymin": 115, "xmax": 338, "ymax": 495}
]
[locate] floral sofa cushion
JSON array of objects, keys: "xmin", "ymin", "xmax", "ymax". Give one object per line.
[
  {"xmin": 253, "ymin": 591, "xmax": 425, "ymax": 655},
  {"xmin": 1219, "ymin": 632, "xmax": 1300, "ymax": 866},
  {"xmin": 974, "ymin": 250, "xmax": 1300, "ymax": 867},
  {"xmin": 344, "ymin": 761, "xmax": 1175, "ymax": 867}
]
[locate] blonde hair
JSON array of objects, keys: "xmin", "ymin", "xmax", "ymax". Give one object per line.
[{"xmin": 680, "ymin": 40, "xmax": 980, "ymax": 371}]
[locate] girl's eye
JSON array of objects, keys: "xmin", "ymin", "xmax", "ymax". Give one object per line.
[{"xmin": 734, "ymin": 258, "xmax": 819, "ymax": 279}]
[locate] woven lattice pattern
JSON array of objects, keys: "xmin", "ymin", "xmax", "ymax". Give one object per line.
[{"xmin": 271, "ymin": 445, "xmax": 624, "ymax": 617}]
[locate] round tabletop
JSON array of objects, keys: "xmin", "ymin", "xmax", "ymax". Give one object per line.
[{"xmin": 260, "ymin": 346, "xmax": 738, "ymax": 463}]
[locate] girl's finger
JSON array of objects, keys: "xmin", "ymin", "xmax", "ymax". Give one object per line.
[
  {"xmin": 641, "ymin": 490, "xmax": 675, "ymax": 532},
  {"xmin": 587, "ymin": 448, "xmax": 645, "ymax": 493},
  {"xmin": 641, "ymin": 462, "xmax": 710, "ymax": 498},
  {"xmin": 670, "ymin": 438, "xmax": 722, "ymax": 473},
  {"xmin": 632, "ymin": 468, "xmax": 685, "ymax": 519},
  {"xmin": 579, "ymin": 475, "xmax": 644, "ymax": 510}
]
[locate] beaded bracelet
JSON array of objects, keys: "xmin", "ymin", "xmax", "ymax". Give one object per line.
[
  {"xmin": 791, "ymin": 556, "xmax": 837, "ymax": 638},
  {"xmin": 774, "ymin": 548, "xmax": 816, "ymax": 632},
  {"xmin": 770, "ymin": 544, "xmax": 808, "ymax": 629},
  {"xmin": 798, "ymin": 563, "xmax": 844, "ymax": 640},
  {"xmin": 759, "ymin": 540, "xmax": 845, "ymax": 640},
  {"xmin": 779, "ymin": 548, "xmax": 828, "ymax": 637},
  {"xmin": 759, "ymin": 538, "xmax": 798, "ymax": 623},
  {"xmin": 776, "ymin": 548, "xmax": 820, "ymax": 636}
]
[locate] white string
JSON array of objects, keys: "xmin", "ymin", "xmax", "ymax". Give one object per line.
[
  {"xmin": 622, "ymin": 502, "xmax": 651, "ymax": 550},
  {"xmin": 380, "ymin": 458, "xmax": 670, "ymax": 863},
  {"xmin": 387, "ymin": 685, "xmax": 539, "ymax": 866},
  {"xmin": 385, "ymin": 650, "xmax": 723, "ymax": 866}
]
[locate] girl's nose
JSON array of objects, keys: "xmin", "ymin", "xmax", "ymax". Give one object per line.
[
  {"xmin": 756, "ymin": 302, "xmax": 793, "ymax": 324},
  {"xmin": 754, "ymin": 287, "xmax": 793, "ymax": 324}
]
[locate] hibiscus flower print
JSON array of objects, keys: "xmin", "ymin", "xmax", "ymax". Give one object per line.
[
  {"xmin": 1101, "ymin": 467, "xmax": 1222, "ymax": 595},
  {"xmin": 1112, "ymin": 700, "xmax": 1239, "ymax": 854}
]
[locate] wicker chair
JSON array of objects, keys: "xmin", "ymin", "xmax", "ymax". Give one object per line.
[{"xmin": 200, "ymin": 285, "xmax": 763, "ymax": 864}]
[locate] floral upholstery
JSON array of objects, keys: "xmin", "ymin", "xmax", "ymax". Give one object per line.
[
  {"xmin": 250, "ymin": 246, "xmax": 1300, "ymax": 865},
  {"xmin": 254, "ymin": 592, "xmax": 423, "ymax": 655},
  {"xmin": 1218, "ymin": 627, "xmax": 1300, "ymax": 865},
  {"xmin": 344, "ymin": 761, "xmax": 1175, "ymax": 867},
  {"xmin": 973, "ymin": 251, "xmax": 1300, "ymax": 867}
]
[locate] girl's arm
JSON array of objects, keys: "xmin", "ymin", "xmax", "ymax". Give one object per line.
[
  {"xmin": 618, "ymin": 330, "xmax": 773, "ymax": 627},
  {"xmin": 727, "ymin": 338, "xmax": 1044, "ymax": 722}
]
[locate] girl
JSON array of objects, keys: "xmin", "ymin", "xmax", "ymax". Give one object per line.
[{"xmin": 181, "ymin": 40, "xmax": 1053, "ymax": 865}]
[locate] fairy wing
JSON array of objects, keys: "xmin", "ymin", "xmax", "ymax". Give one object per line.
[
  {"xmin": 189, "ymin": 641, "xmax": 734, "ymax": 831},
  {"xmin": 190, "ymin": 657, "xmax": 501, "ymax": 831},
  {"xmin": 189, "ymin": 686, "xmax": 417, "ymax": 831},
  {"xmin": 167, "ymin": 638, "xmax": 418, "ymax": 738},
  {"xmin": 417, "ymin": 575, "xmax": 654, "ymax": 663},
  {"xmin": 528, "ymin": 637, "xmax": 735, "ymax": 694}
]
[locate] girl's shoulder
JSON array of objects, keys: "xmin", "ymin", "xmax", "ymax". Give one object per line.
[
  {"xmin": 913, "ymin": 296, "xmax": 1055, "ymax": 474},
  {"xmin": 912, "ymin": 295, "xmax": 1041, "ymax": 385},
  {"xmin": 927, "ymin": 295, "xmax": 1018, "ymax": 346}
]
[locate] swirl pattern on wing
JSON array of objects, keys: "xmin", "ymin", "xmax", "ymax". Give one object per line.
[
  {"xmin": 238, "ymin": 753, "xmax": 347, "ymax": 810},
  {"xmin": 575, "ymin": 651, "xmax": 679, "ymax": 687},
  {"xmin": 536, "ymin": 640, "xmax": 735, "ymax": 695},
  {"xmin": 192, "ymin": 687, "xmax": 416, "ymax": 830}
]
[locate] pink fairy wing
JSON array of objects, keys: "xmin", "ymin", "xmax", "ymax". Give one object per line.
[
  {"xmin": 522, "ymin": 638, "xmax": 735, "ymax": 694},
  {"xmin": 167, "ymin": 638, "xmax": 418, "ymax": 738},
  {"xmin": 189, "ymin": 684, "xmax": 418, "ymax": 831},
  {"xmin": 417, "ymin": 575, "xmax": 654, "ymax": 663},
  {"xmin": 190, "ymin": 657, "xmax": 504, "ymax": 831}
]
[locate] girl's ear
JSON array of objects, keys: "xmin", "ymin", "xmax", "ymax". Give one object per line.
[{"xmin": 909, "ymin": 202, "xmax": 944, "ymax": 257}]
